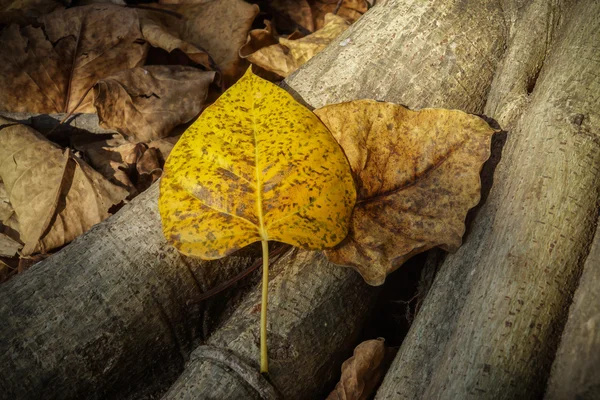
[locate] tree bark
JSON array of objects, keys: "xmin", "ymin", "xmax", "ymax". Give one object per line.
[
  {"xmin": 545, "ymin": 220, "xmax": 600, "ymax": 400},
  {"xmin": 0, "ymin": 184, "xmax": 263, "ymax": 400},
  {"xmin": 376, "ymin": 0, "xmax": 600, "ymax": 398}
]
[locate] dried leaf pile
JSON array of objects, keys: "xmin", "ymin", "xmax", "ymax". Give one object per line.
[{"xmin": 0, "ymin": 0, "xmax": 368, "ymax": 281}]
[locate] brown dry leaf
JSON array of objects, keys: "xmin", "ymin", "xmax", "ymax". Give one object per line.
[
  {"xmin": 0, "ymin": 230, "xmax": 21, "ymax": 257},
  {"xmin": 309, "ymin": 0, "xmax": 368, "ymax": 29},
  {"xmin": 239, "ymin": 20, "xmax": 286, "ymax": 82},
  {"xmin": 140, "ymin": 0, "xmax": 259, "ymax": 86},
  {"xmin": 315, "ymin": 100, "xmax": 495, "ymax": 285},
  {"xmin": 78, "ymin": 135, "xmax": 178, "ymax": 195},
  {"xmin": 0, "ymin": 0, "xmax": 64, "ymax": 26},
  {"xmin": 0, "ymin": 4, "xmax": 148, "ymax": 114},
  {"xmin": 139, "ymin": 11, "xmax": 214, "ymax": 70},
  {"xmin": 0, "ymin": 181, "xmax": 15, "ymax": 225},
  {"xmin": 268, "ymin": 0, "xmax": 314, "ymax": 32},
  {"xmin": 0, "ymin": 118, "xmax": 128, "ymax": 255},
  {"xmin": 244, "ymin": 13, "xmax": 349, "ymax": 78},
  {"xmin": 327, "ymin": 338, "xmax": 390, "ymax": 400},
  {"xmin": 93, "ymin": 66, "xmax": 215, "ymax": 142}
]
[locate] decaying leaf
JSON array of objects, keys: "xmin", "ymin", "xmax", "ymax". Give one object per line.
[
  {"xmin": 93, "ymin": 66, "xmax": 215, "ymax": 142},
  {"xmin": 159, "ymin": 68, "xmax": 355, "ymax": 258},
  {"xmin": 315, "ymin": 100, "xmax": 495, "ymax": 285},
  {"xmin": 0, "ymin": 0, "xmax": 64, "ymax": 26},
  {"xmin": 239, "ymin": 20, "xmax": 286, "ymax": 82},
  {"xmin": 243, "ymin": 13, "xmax": 349, "ymax": 78},
  {"xmin": 268, "ymin": 0, "xmax": 314, "ymax": 32},
  {"xmin": 0, "ymin": 4, "xmax": 148, "ymax": 114},
  {"xmin": 309, "ymin": 0, "xmax": 368, "ymax": 29},
  {"xmin": 0, "ymin": 118, "xmax": 128, "ymax": 255},
  {"xmin": 78, "ymin": 135, "xmax": 178, "ymax": 195},
  {"xmin": 139, "ymin": 11, "xmax": 214, "ymax": 70},
  {"xmin": 0, "ymin": 181, "xmax": 15, "ymax": 225},
  {"xmin": 0, "ymin": 230, "xmax": 21, "ymax": 257},
  {"xmin": 327, "ymin": 338, "xmax": 393, "ymax": 400},
  {"xmin": 140, "ymin": 0, "xmax": 259, "ymax": 85}
]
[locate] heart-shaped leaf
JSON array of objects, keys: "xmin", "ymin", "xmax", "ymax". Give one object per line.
[
  {"xmin": 159, "ymin": 68, "xmax": 355, "ymax": 258},
  {"xmin": 159, "ymin": 68, "xmax": 355, "ymax": 373},
  {"xmin": 315, "ymin": 100, "xmax": 495, "ymax": 285}
]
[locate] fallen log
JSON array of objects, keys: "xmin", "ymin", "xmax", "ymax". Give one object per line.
[
  {"xmin": 545, "ymin": 220, "xmax": 600, "ymax": 400},
  {"xmin": 0, "ymin": 184, "xmax": 263, "ymax": 400},
  {"xmin": 376, "ymin": 0, "xmax": 600, "ymax": 398}
]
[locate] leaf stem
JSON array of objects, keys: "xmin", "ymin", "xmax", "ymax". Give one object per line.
[{"xmin": 260, "ymin": 239, "xmax": 269, "ymax": 374}]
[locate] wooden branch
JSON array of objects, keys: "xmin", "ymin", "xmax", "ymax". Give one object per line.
[
  {"xmin": 545, "ymin": 220, "xmax": 600, "ymax": 399},
  {"xmin": 376, "ymin": 0, "xmax": 600, "ymax": 398},
  {"xmin": 0, "ymin": 184, "xmax": 263, "ymax": 399}
]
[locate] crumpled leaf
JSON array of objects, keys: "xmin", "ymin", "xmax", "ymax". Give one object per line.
[
  {"xmin": 0, "ymin": 118, "xmax": 128, "ymax": 255},
  {"xmin": 315, "ymin": 100, "xmax": 495, "ymax": 285},
  {"xmin": 93, "ymin": 66, "xmax": 215, "ymax": 142},
  {"xmin": 268, "ymin": 0, "xmax": 314, "ymax": 32},
  {"xmin": 140, "ymin": 0, "xmax": 259, "ymax": 86},
  {"xmin": 243, "ymin": 13, "xmax": 349, "ymax": 78},
  {"xmin": 0, "ymin": 4, "xmax": 148, "ymax": 114},
  {"xmin": 159, "ymin": 68, "xmax": 355, "ymax": 258},
  {"xmin": 0, "ymin": 181, "xmax": 15, "ymax": 225},
  {"xmin": 327, "ymin": 338, "xmax": 391, "ymax": 400},
  {"xmin": 309, "ymin": 0, "xmax": 368, "ymax": 29},
  {"xmin": 0, "ymin": 0, "xmax": 64, "ymax": 26},
  {"xmin": 78, "ymin": 135, "xmax": 178, "ymax": 195},
  {"xmin": 139, "ymin": 11, "xmax": 214, "ymax": 70},
  {"xmin": 0, "ymin": 230, "xmax": 21, "ymax": 257}
]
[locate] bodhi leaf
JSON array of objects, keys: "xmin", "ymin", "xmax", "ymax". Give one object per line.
[
  {"xmin": 159, "ymin": 68, "xmax": 355, "ymax": 259},
  {"xmin": 315, "ymin": 100, "xmax": 495, "ymax": 286}
]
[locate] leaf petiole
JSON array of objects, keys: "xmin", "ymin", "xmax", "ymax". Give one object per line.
[{"xmin": 260, "ymin": 239, "xmax": 269, "ymax": 374}]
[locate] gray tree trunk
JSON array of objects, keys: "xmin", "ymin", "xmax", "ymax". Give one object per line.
[
  {"xmin": 376, "ymin": 0, "xmax": 600, "ymax": 398},
  {"xmin": 0, "ymin": 184, "xmax": 263, "ymax": 400},
  {"xmin": 545, "ymin": 220, "xmax": 600, "ymax": 400}
]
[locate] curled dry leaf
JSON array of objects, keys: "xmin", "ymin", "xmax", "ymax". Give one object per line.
[
  {"xmin": 139, "ymin": 12, "xmax": 214, "ymax": 70},
  {"xmin": 0, "ymin": 118, "xmax": 128, "ymax": 255},
  {"xmin": 309, "ymin": 0, "xmax": 368, "ymax": 29},
  {"xmin": 0, "ymin": 4, "xmax": 148, "ymax": 114},
  {"xmin": 78, "ymin": 135, "xmax": 178, "ymax": 195},
  {"xmin": 315, "ymin": 100, "xmax": 495, "ymax": 285},
  {"xmin": 140, "ymin": 0, "xmax": 259, "ymax": 86},
  {"xmin": 327, "ymin": 338, "xmax": 392, "ymax": 400},
  {"xmin": 268, "ymin": 0, "xmax": 314, "ymax": 33},
  {"xmin": 0, "ymin": 181, "xmax": 15, "ymax": 226},
  {"xmin": 0, "ymin": 0, "xmax": 64, "ymax": 26},
  {"xmin": 239, "ymin": 20, "xmax": 286, "ymax": 82},
  {"xmin": 93, "ymin": 66, "xmax": 215, "ymax": 142},
  {"xmin": 243, "ymin": 13, "xmax": 350, "ymax": 78},
  {"xmin": 0, "ymin": 230, "xmax": 21, "ymax": 257}
]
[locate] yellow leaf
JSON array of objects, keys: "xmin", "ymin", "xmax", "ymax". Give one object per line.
[
  {"xmin": 159, "ymin": 68, "xmax": 356, "ymax": 259},
  {"xmin": 315, "ymin": 100, "xmax": 495, "ymax": 285}
]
